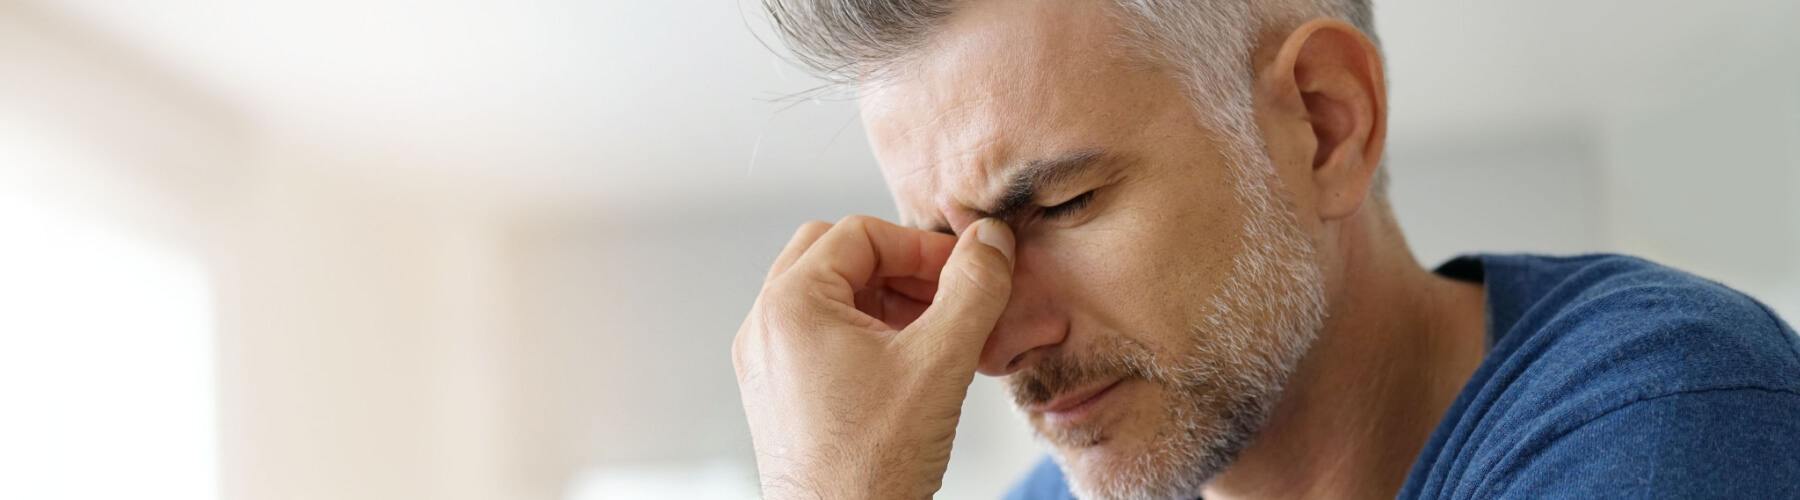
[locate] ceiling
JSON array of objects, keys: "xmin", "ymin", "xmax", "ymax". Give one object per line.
[{"xmin": 20, "ymin": 0, "xmax": 1800, "ymax": 210}]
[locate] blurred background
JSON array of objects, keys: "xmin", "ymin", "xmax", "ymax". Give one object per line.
[{"xmin": 1, "ymin": 0, "xmax": 1796, "ymax": 498}]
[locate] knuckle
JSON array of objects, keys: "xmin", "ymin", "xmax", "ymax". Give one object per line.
[
  {"xmin": 760, "ymin": 277, "xmax": 804, "ymax": 309},
  {"xmin": 835, "ymin": 214, "xmax": 878, "ymax": 232},
  {"xmin": 732, "ymin": 313, "xmax": 767, "ymax": 379},
  {"xmin": 796, "ymin": 220, "xmax": 831, "ymax": 236},
  {"xmin": 730, "ymin": 334, "xmax": 750, "ymax": 374},
  {"xmin": 758, "ymin": 278, "xmax": 834, "ymax": 330}
]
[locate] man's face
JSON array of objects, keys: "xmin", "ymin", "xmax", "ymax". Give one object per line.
[{"xmin": 860, "ymin": 0, "xmax": 1328, "ymax": 498}]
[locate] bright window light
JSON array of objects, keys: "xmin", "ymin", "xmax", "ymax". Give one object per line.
[{"xmin": 0, "ymin": 155, "xmax": 218, "ymax": 498}]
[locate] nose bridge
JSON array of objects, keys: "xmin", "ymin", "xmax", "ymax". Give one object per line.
[{"xmin": 977, "ymin": 253, "xmax": 1068, "ymax": 376}]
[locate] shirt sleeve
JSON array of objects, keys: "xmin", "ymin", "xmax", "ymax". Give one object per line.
[{"xmin": 1488, "ymin": 387, "xmax": 1800, "ymax": 499}]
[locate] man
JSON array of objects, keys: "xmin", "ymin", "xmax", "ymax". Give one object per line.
[{"xmin": 729, "ymin": 0, "xmax": 1800, "ymax": 498}]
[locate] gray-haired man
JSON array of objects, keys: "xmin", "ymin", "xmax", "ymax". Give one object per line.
[{"xmin": 730, "ymin": 0, "xmax": 1800, "ymax": 498}]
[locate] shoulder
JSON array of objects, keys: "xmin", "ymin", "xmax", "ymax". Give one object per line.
[
  {"xmin": 1488, "ymin": 254, "xmax": 1800, "ymax": 398},
  {"xmin": 1003, "ymin": 456, "xmax": 1075, "ymax": 500},
  {"xmin": 1419, "ymin": 254, "xmax": 1800, "ymax": 498}
]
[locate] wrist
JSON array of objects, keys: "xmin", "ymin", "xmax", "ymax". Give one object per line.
[{"xmin": 755, "ymin": 437, "xmax": 944, "ymax": 500}]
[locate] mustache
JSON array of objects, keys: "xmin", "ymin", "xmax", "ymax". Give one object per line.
[{"xmin": 1006, "ymin": 339, "xmax": 1156, "ymax": 409}]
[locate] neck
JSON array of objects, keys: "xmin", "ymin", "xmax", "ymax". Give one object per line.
[{"xmin": 1203, "ymin": 204, "xmax": 1488, "ymax": 500}]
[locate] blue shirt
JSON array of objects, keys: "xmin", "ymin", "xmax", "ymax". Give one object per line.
[{"xmin": 1005, "ymin": 254, "xmax": 1800, "ymax": 499}]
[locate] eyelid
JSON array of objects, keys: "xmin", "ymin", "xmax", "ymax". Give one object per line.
[{"xmin": 1040, "ymin": 190, "xmax": 1096, "ymax": 219}]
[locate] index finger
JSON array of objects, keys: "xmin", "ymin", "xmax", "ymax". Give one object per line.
[{"xmin": 782, "ymin": 215, "xmax": 958, "ymax": 307}]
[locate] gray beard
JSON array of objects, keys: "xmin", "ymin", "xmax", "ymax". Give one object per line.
[{"xmin": 1035, "ymin": 155, "xmax": 1329, "ymax": 500}]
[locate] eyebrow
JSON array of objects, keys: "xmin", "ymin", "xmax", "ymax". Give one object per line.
[{"xmin": 928, "ymin": 148, "xmax": 1111, "ymax": 234}]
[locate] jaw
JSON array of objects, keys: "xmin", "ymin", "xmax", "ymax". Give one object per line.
[
  {"xmin": 1034, "ymin": 379, "xmax": 1190, "ymax": 486},
  {"xmin": 1034, "ymin": 354, "xmax": 1309, "ymax": 499}
]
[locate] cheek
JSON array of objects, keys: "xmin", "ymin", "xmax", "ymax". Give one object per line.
[{"xmin": 1029, "ymin": 199, "xmax": 1247, "ymax": 345}]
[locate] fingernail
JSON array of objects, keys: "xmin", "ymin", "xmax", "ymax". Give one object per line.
[{"xmin": 975, "ymin": 218, "xmax": 1015, "ymax": 263}]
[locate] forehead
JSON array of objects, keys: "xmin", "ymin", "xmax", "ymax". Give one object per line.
[{"xmin": 859, "ymin": 0, "xmax": 1180, "ymax": 228}]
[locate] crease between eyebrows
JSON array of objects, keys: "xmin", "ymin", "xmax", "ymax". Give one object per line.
[{"xmin": 923, "ymin": 148, "xmax": 1110, "ymax": 235}]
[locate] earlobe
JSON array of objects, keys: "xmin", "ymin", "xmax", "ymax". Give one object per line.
[{"xmin": 1270, "ymin": 19, "xmax": 1387, "ymax": 221}]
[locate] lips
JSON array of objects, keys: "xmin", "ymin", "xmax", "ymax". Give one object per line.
[{"xmin": 1030, "ymin": 378, "xmax": 1124, "ymax": 423}]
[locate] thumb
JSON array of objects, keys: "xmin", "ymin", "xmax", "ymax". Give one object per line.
[{"xmin": 906, "ymin": 218, "xmax": 1015, "ymax": 354}]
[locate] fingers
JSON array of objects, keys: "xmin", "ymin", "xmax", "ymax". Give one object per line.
[
  {"xmin": 904, "ymin": 218, "xmax": 1015, "ymax": 355},
  {"xmin": 851, "ymin": 276, "xmax": 938, "ymax": 328},
  {"xmin": 767, "ymin": 221, "xmax": 833, "ymax": 281},
  {"xmin": 781, "ymin": 216, "xmax": 958, "ymax": 308}
]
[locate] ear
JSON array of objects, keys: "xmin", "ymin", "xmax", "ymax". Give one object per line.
[{"xmin": 1262, "ymin": 19, "xmax": 1387, "ymax": 221}]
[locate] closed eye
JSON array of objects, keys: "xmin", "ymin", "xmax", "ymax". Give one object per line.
[{"xmin": 1041, "ymin": 190, "xmax": 1096, "ymax": 220}]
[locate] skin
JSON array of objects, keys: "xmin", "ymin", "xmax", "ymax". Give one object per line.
[{"xmin": 732, "ymin": 0, "xmax": 1489, "ymax": 498}]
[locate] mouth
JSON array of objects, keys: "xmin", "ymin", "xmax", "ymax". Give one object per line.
[{"xmin": 1030, "ymin": 378, "xmax": 1125, "ymax": 427}]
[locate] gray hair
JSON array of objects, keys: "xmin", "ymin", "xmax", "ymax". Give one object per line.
[{"xmin": 761, "ymin": 0, "xmax": 1389, "ymax": 197}]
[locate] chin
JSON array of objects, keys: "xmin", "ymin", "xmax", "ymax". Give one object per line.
[
  {"xmin": 1055, "ymin": 435, "xmax": 1156, "ymax": 488},
  {"xmin": 1027, "ymin": 387, "xmax": 1188, "ymax": 500},
  {"xmin": 1051, "ymin": 428, "xmax": 1229, "ymax": 500},
  {"xmin": 1037, "ymin": 384, "xmax": 1255, "ymax": 500}
]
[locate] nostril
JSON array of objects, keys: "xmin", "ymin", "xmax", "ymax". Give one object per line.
[
  {"xmin": 1005, "ymin": 351, "xmax": 1029, "ymax": 373},
  {"xmin": 983, "ymin": 306, "xmax": 1069, "ymax": 376}
]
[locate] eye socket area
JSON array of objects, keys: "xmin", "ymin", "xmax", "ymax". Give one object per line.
[{"xmin": 1040, "ymin": 190, "xmax": 1096, "ymax": 220}]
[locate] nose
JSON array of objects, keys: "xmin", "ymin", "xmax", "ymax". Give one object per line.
[{"xmin": 975, "ymin": 255, "xmax": 1067, "ymax": 376}]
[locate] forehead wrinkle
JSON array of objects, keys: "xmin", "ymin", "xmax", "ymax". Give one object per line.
[
  {"xmin": 887, "ymin": 164, "xmax": 940, "ymax": 228},
  {"xmin": 891, "ymin": 135, "xmax": 1006, "ymax": 234},
  {"xmin": 922, "ymin": 121, "xmax": 1015, "ymax": 233},
  {"xmin": 865, "ymin": 0, "xmax": 1124, "ymax": 235},
  {"xmin": 895, "ymin": 93, "xmax": 999, "ymax": 143},
  {"xmin": 877, "ymin": 105, "xmax": 1002, "ymax": 231}
]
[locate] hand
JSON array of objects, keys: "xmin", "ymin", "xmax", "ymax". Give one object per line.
[{"xmin": 733, "ymin": 216, "xmax": 1016, "ymax": 499}]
